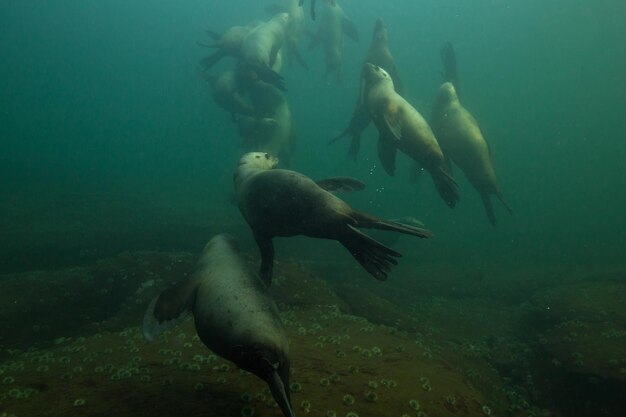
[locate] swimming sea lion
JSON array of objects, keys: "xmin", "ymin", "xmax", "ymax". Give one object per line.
[
  {"xmin": 432, "ymin": 82, "xmax": 512, "ymax": 225},
  {"xmin": 204, "ymin": 70, "xmax": 255, "ymax": 117},
  {"xmin": 309, "ymin": 0, "xmax": 359, "ymax": 83},
  {"xmin": 439, "ymin": 42, "xmax": 460, "ymax": 95},
  {"xmin": 143, "ymin": 234, "xmax": 295, "ymax": 417},
  {"xmin": 330, "ymin": 18, "xmax": 404, "ymax": 159},
  {"xmin": 236, "ymin": 115, "xmax": 278, "ymax": 149},
  {"xmin": 198, "ymin": 23, "xmax": 255, "ymax": 71},
  {"xmin": 266, "ymin": 0, "xmax": 308, "ymax": 69},
  {"xmin": 240, "ymin": 13, "xmax": 290, "ymax": 90},
  {"xmin": 234, "ymin": 152, "xmax": 433, "ymax": 284},
  {"xmin": 245, "ymin": 80, "xmax": 297, "ymax": 164},
  {"xmin": 299, "ymin": 0, "xmax": 317, "ymax": 20},
  {"xmin": 361, "ymin": 62, "xmax": 460, "ymax": 208}
]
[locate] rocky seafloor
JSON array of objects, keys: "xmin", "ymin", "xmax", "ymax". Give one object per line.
[{"xmin": 1, "ymin": 250, "xmax": 625, "ymax": 417}]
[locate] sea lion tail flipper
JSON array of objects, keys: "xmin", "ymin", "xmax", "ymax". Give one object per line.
[
  {"xmin": 432, "ymin": 167, "xmax": 460, "ymax": 208},
  {"xmin": 440, "ymin": 41, "xmax": 460, "ymax": 93},
  {"xmin": 352, "ymin": 210, "xmax": 433, "ymax": 239},
  {"xmin": 348, "ymin": 133, "xmax": 361, "ymax": 161},
  {"xmin": 268, "ymin": 367, "xmax": 296, "ymax": 417},
  {"xmin": 290, "ymin": 45, "xmax": 309, "ymax": 70},
  {"xmin": 341, "ymin": 224, "xmax": 401, "ymax": 281},
  {"xmin": 495, "ymin": 190, "xmax": 513, "ymax": 215},
  {"xmin": 342, "ymin": 17, "xmax": 359, "ymax": 42},
  {"xmin": 408, "ymin": 162, "xmax": 423, "ymax": 185},
  {"xmin": 316, "ymin": 177, "xmax": 365, "ymax": 193},
  {"xmin": 199, "ymin": 50, "xmax": 226, "ymax": 71},
  {"xmin": 255, "ymin": 234, "xmax": 275, "ymax": 286},
  {"xmin": 377, "ymin": 135, "xmax": 398, "ymax": 176},
  {"xmin": 481, "ymin": 194, "xmax": 497, "ymax": 226},
  {"xmin": 142, "ymin": 280, "xmax": 198, "ymax": 342},
  {"xmin": 265, "ymin": 4, "xmax": 287, "ymax": 14},
  {"xmin": 205, "ymin": 30, "xmax": 222, "ymax": 41}
]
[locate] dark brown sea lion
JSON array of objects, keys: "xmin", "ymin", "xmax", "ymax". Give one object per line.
[
  {"xmin": 143, "ymin": 234, "xmax": 295, "ymax": 417},
  {"xmin": 361, "ymin": 62, "xmax": 460, "ymax": 208},
  {"xmin": 330, "ymin": 18, "xmax": 404, "ymax": 159},
  {"xmin": 309, "ymin": 0, "xmax": 359, "ymax": 83},
  {"xmin": 234, "ymin": 152, "xmax": 432, "ymax": 284},
  {"xmin": 432, "ymin": 82, "xmax": 512, "ymax": 225}
]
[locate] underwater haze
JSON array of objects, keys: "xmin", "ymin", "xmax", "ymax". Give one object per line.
[{"xmin": 1, "ymin": 1, "xmax": 625, "ymax": 416}]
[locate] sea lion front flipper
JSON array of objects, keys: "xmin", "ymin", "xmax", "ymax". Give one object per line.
[
  {"xmin": 342, "ymin": 17, "xmax": 359, "ymax": 42},
  {"xmin": 440, "ymin": 41, "xmax": 460, "ymax": 95},
  {"xmin": 268, "ymin": 366, "xmax": 296, "ymax": 417},
  {"xmin": 377, "ymin": 135, "xmax": 398, "ymax": 176},
  {"xmin": 255, "ymin": 234, "xmax": 275, "ymax": 286},
  {"xmin": 142, "ymin": 280, "xmax": 198, "ymax": 342},
  {"xmin": 316, "ymin": 177, "xmax": 365, "ymax": 193}
]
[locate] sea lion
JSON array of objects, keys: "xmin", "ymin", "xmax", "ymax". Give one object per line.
[
  {"xmin": 234, "ymin": 152, "xmax": 432, "ymax": 284},
  {"xmin": 143, "ymin": 234, "xmax": 295, "ymax": 417},
  {"xmin": 432, "ymin": 82, "xmax": 512, "ymax": 225},
  {"xmin": 198, "ymin": 23, "xmax": 255, "ymax": 71},
  {"xmin": 240, "ymin": 13, "xmax": 290, "ymax": 90},
  {"xmin": 244, "ymin": 80, "xmax": 297, "ymax": 164},
  {"xmin": 361, "ymin": 62, "xmax": 460, "ymax": 208},
  {"xmin": 439, "ymin": 42, "xmax": 460, "ymax": 95},
  {"xmin": 236, "ymin": 115, "xmax": 278, "ymax": 149},
  {"xmin": 309, "ymin": 0, "xmax": 359, "ymax": 83},
  {"xmin": 204, "ymin": 70, "xmax": 255, "ymax": 117},
  {"xmin": 330, "ymin": 18, "xmax": 404, "ymax": 159},
  {"xmin": 266, "ymin": 0, "xmax": 308, "ymax": 69},
  {"xmin": 299, "ymin": 0, "xmax": 317, "ymax": 20}
]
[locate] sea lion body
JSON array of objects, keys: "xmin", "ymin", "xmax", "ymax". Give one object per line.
[
  {"xmin": 432, "ymin": 82, "xmax": 511, "ymax": 224},
  {"xmin": 362, "ymin": 63, "xmax": 460, "ymax": 208},
  {"xmin": 267, "ymin": 0, "xmax": 308, "ymax": 69},
  {"xmin": 199, "ymin": 24, "xmax": 255, "ymax": 71},
  {"xmin": 234, "ymin": 152, "xmax": 432, "ymax": 283},
  {"xmin": 207, "ymin": 70, "xmax": 255, "ymax": 117},
  {"xmin": 239, "ymin": 13, "xmax": 289, "ymax": 89},
  {"xmin": 310, "ymin": 0, "xmax": 358, "ymax": 82},
  {"xmin": 143, "ymin": 234, "xmax": 295, "ymax": 417},
  {"xmin": 331, "ymin": 18, "xmax": 402, "ymax": 159}
]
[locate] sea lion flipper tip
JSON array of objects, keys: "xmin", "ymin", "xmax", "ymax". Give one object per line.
[
  {"xmin": 142, "ymin": 295, "xmax": 191, "ymax": 342},
  {"xmin": 316, "ymin": 177, "xmax": 365, "ymax": 193}
]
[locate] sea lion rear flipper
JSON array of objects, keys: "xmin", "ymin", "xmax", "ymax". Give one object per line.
[
  {"xmin": 481, "ymin": 194, "xmax": 497, "ymax": 226},
  {"xmin": 348, "ymin": 133, "xmax": 361, "ymax": 161},
  {"xmin": 265, "ymin": 4, "xmax": 287, "ymax": 14},
  {"xmin": 255, "ymin": 234, "xmax": 275, "ymax": 286},
  {"xmin": 199, "ymin": 50, "xmax": 226, "ymax": 71},
  {"xmin": 340, "ymin": 224, "xmax": 401, "ymax": 281},
  {"xmin": 290, "ymin": 45, "xmax": 309, "ymax": 70},
  {"xmin": 205, "ymin": 30, "xmax": 222, "ymax": 41},
  {"xmin": 496, "ymin": 190, "xmax": 513, "ymax": 215},
  {"xmin": 377, "ymin": 135, "xmax": 398, "ymax": 176},
  {"xmin": 352, "ymin": 210, "xmax": 433, "ymax": 239},
  {"xmin": 431, "ymin": 166, "xmax": 460, "ymax": 208},
  {"xmin": 316, "ymin": 177, "xmax": 365, "ymax": 193},
  {"xmin": 408, "ymin": 161, "xmax": 423, "ymax": 185},
  {"xmin": 142, "ymin": 280, "xmax": 198, "ymax": 342},
  {"xmin": 440, "ymin": 41, "xmax": 460, "ymax": 94},
  {"xmin": 342, "ymin": 17, "xmax": 359, "ymax": 42}
]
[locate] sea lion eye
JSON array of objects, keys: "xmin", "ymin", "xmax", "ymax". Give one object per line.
[
  {"xmin": 264, "ymin": 153, "xmax": 270, "ymax": 159},
  {"xmin": 255, "ymin": 155, "xmax": 261, "ymax": 159}
]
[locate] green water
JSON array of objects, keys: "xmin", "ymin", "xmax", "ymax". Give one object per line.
[{"xmin": 1, "ymin": 1, "xmax": 625, "ymax": 416}]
